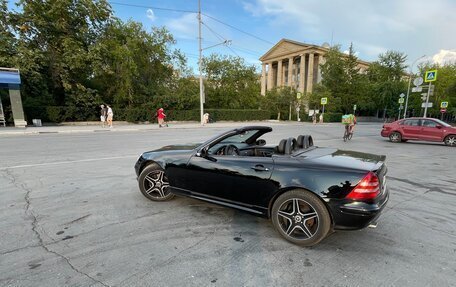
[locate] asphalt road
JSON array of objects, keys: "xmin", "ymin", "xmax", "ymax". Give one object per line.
[{"xmin": 1, "ymin": 122, "xmax": 455, "ymax": 287}]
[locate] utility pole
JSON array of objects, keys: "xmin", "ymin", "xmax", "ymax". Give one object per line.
[
  {"xmin": 198, "ymin": 0, "xmax": 204, "ymax": 125},
  {"xmin": 404, "ymin": 55, "xmax": 426, "ymax": 119}
]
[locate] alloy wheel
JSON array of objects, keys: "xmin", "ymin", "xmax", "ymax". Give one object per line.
[
  {"xmin": 389, "ymin": 132, "xmax": 401, "ymax": 143},
  {"xmin": 445, "ymin": 135, "xmax": 456, "ymax": 147},
  {"xmin": 143, "ymin": 170, "xmax": 170, "ymax": 199},
  {"xmin": 276, "ymin": 198, "xmax": 319, "ymax": 240}
]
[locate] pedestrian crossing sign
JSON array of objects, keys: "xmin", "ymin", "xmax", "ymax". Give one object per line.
[{"xmin": 425, "ymin": 70, "xmax": 437, "ymax": 82}]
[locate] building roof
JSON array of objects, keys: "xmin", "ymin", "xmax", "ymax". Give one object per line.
[{"xmin": 259, "ymin": 38, "xmax": 370, "ymax": 66}]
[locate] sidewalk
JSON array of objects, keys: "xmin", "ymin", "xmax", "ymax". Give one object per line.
[{"xmin": 0, "ymin": 120, "xmax": 316, "ymax": 136}]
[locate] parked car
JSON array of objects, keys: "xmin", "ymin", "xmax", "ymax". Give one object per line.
[
  {"xmin": 135, "ymin": 126, "xmax": 389, "ymax": 246},
  {"xmin": 381, "ymin": 117, "xmax": 456, "ymax": 146}
]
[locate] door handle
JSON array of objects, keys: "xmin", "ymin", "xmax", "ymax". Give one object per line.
[{"xmin": 251, "ymin": 165, "xmax": 269, "ymax": 171}]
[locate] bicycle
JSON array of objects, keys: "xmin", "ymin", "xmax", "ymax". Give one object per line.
[{"xmin": 343, "ymin": 124, "xmax": 353, "ymax": 142}]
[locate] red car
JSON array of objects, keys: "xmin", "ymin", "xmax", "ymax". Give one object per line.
[{"xmin": 381, "ymin": 117, "xmax": 456, "ymax": 146}]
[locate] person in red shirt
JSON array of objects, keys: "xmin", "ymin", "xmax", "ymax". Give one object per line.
[{"xmin": 157, "ymin": 108, "xmax": 167, "ymax": 127}]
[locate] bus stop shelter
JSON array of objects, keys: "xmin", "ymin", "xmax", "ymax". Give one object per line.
[{"xmin": 0, "ymin": 68, "xmax": 26, "ymax": 127}]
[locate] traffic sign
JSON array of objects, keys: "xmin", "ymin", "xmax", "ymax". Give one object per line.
[
  {"xmin": 399, "ymin": 93, "xmax": 405, "ymax": 98},
  {"xmin": 421, "ymin": 102, "xmax": 433, "ymax": 108},
  {"xmin": 413, "ymin": 77, "xmax": 423, "ymax": 87},
  {"xmin": 411, "ymin": 86, "xmax": 422, "ymax": 92},
  {"xmin": 321, "ymin": 97, "xmax": 328, "ymax": 105},
  {"xmin": 398, "ymin": 98, "xmax": 405, "ymax": 104},
  {"xmin": 297, "ymin": 92, "xmax": 302, "ymax": 99},
  {"xmin": 425, "ymin": 70, "xmax": 437, "ymax": 82},
  {"xmin": 440, "ymin": 101, "xmax": 448, "ymax": 108},
  {"xmin": 440, "ymin": 108, "xmax": 447, "ymax": 113},
  {"xmin": 353, "ymin": 104, "xmax": 357, "ymax": 111}
]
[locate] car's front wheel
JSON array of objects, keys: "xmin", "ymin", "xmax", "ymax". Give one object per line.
[
  {"xmin": 444, "ymin": 134, "xmax": 456, "ymax": 147},
  {"xmin": 389, "ymin": 132, "xmax": 402, "ymax": 143},
  {"xmin": 138, "ymin": 164, "xmax": 174, "ymax": 201},
  {"xmin": 271, "ymin": 190, "xmax": 331, "ymax": 246}
]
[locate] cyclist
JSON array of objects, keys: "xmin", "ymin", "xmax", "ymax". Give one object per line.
[{"xmin": 342, "ymin": 114, "xmax": 356, "ymax": 140}]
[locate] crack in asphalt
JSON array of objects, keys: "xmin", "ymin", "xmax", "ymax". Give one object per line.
[
  {"xmin": 118, "ymin": 215, "xmax": 234, "ymax": 286},
  {"xmin": 3, "ymin": 169, "xmax": 110, "ymax": 287},
  {"xmin": 388, "ymin": 176, "xmax": 456, "ymax": 196}
]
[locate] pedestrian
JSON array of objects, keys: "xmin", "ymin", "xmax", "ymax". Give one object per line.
[
  {"xmin": 319, "ymin": 113, "xmax": 323, "ymax": 124},
  {"xmin": 203, "ymin": 113, "xmax": 210, "ymax": 125},
  {"xmin": 157, "ymin": 108, "xmax": 167, "ymax": 127},
  {"xmin": 312, "ymin": 113, "xmax": 317, "ymax": 125},
  {"xmin": 100, "ymin": 104, "xmax": 108, "ymax": 127},
  {"xmin": 106, "ymin": 105, "xmax": 113, "ymax": 128}
]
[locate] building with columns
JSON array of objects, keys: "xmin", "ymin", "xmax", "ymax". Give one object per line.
[{"xmin": 259, "ymin": 39, "xmax": 370, "ymax": 96}]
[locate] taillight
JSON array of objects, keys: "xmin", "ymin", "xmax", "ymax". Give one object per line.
[{"xmin": 346, "ymin": 171, "xmax": 380, "ymax": 200}]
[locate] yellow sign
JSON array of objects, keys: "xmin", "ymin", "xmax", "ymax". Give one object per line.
[
  {"xmin": 440, "ymin": 101, "xmax": 448, "ymax": 108},
  {"xmin": 398, "ymin": 98, "xmax": 404, "ymax": 104},
  {"xmin": 321, "ymin": 97, "xmax": 328, "ymax": 105},
  {"xmin": 425, "ymin": 70, "xmax": 437, "ymax": 82},
  {"xmin": 297, "ymin": 92, "xmax": 302, "ymax": 99}
]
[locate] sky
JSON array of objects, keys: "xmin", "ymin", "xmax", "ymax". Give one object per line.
[{"xmin": 8, "ymin": 0, "xmax": 456, "ymax": 73}]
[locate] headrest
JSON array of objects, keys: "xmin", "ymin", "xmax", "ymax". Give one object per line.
[
  {"xmin": 285, "ymin": 137, "xmax": 297, "ymax": 155},
  {"xmin": 297, "ymin": 135, "xmax": 314, "ymax": 149},
  {"xmin": 276, "ymin": 139, "xmax": 287, "ymax": 154}
]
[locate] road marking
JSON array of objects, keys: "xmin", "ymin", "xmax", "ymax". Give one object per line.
[{"xmin": 1, "ymin": 155, "xmax": 138, "ymax": 170}]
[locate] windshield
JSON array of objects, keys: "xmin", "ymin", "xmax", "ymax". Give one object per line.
[
  {"xmin": 220, "ymin": 130, "xmax": 259, "ymax": 144},
  {"xmin": 432, "ymin": 119, "xmax": 452, "ymax": 127}
]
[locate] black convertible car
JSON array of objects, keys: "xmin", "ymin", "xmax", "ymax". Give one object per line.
[{"xmin": 135, "ymin": 126, "xmax": 389, "ymax": 246}]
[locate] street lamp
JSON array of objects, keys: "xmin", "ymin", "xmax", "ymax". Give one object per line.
[{"xmin": 403, "ymin": 55, "xmax": 426, "ymax": 119}]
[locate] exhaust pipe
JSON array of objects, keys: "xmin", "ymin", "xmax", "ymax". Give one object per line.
[{"xmin": 368, "ymin": 222, "xmax": 378, "ymax": 229}]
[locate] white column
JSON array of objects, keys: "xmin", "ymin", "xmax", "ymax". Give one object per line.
[
  {"xmin": 299, "ymin": 54, "xmax": 305, "ymax": 93},
  {"xmin": 277, "ymin": 60, "xmax": 283, "ymax": 88},
  {"xmin": 306, "ymin": 53, "xmax": 314, "ymax": 93},
  {"xmin": 267, "ymin": 62, "xmax": 274, "ymax": 91},
  {"xmin": 261, "ymin": 63, "xmax": 266, "ymax": 95},
  {"xmin": 288, "ymin": 57, "xmax": 293, "ymax": 87}
]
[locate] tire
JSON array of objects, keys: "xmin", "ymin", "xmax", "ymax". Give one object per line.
[
  {"xmin": 444, "ymin": 135, "xmax": 456, "ymax": 147},
  {"xmin": 271, "ymin": 189, "xmax": 331, "ymax": 246},
  {"xmin": 389, "ymin": 132, "xmax": 402, "ymax": 143},
  {"xmin": 138, "ymin": 164, "xmax": 174, "ymax": 201}
]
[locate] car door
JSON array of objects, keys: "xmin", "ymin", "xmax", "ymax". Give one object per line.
[
  {"xmin": 400, "ymin": 119, "xmax": 421, "ymax": 139},
  {"xmin": 421, "ymin": 119, "xmax": 444, "ymax": 141},
  {"xmin": 185, "ymin": 154, "xmax": 276, "ymax": 210}
]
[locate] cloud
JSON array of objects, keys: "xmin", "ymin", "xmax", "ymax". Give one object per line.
[
  {"xmin": 165, "ymin": 13, "xmax": 198, "ymax": 40},
  {"xmin": 146, "ymin": 9, "xmax": 156, "ymax": 21},
  {"xmin": 433, "ymin": 50, "xmax": 456, "ymax": 65},
  {"xmin": 242, "ymin": 0, "xmax": 456, "ymax": 64}
]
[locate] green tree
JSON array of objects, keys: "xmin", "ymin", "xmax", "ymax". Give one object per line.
[
  {"xmin": 202, "ymin": 54, "xmax": 260, "ymax": 109},
  {"xmin": 9, "ymin": 0, "xmax": 112, "ymax": 107},
  {"xmin": 91, "ymin": 20, "xmax": 178, "ymax": 107},
  {"xmin": 261, "ymin": 87, "xmax": 296, "ymax": 120},
  {"xmin": 319, "ymin": 44, "xmax": 367, "ymax": 114},
  {"xmin": 0, "ymin": 0, "xmax": 16, "ymax": 67},
  {"xmin": 415, "ymin": 63, "xmax": 456, "ymax": 119},
  {"xmin": 366, "ymin": 51, "xmax": 407, "ymax": 118}
]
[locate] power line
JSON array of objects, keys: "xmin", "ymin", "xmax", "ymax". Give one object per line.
[
  {"xmin": 201, "ymin": 21, "xmax": 240, "ymax": 57},
  {"xmin": 202, "ymin": 13, "xmax": 275, "ymax": 46},
  {"xmin": 109, "ymin": 1, "xmax": 197, "ymax": 14}
]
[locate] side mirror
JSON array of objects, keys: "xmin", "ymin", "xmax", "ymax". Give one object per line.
[
  {"xmin": 196, "ymin": 146, "xmax": 208, "ymax": 157},
  {"xmin": 436, "ymin": 125, "xmax": 442, "ymax": 129}
]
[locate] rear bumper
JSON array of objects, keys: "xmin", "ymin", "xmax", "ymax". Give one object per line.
[
  {"xmin": 330, "ymin": 187, "xmax": 389, "ymax": 230},
  {"xmin": 380, "ymin": 130, "xmax": 389, "ymax": 137}
]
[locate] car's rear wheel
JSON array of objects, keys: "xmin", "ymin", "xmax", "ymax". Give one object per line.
[
  {"xmin": 138, "ymin": 164, "xmax": 174, "ymax": 201},
  {"xmin": 271, "ymin": 190, "xmax": 331, "ymax": 246},
  {"xmin": 389, "ymin": 132, "xmax": 402, "ymax": 143},
  {"xmin": 444, "ymin": 135, "xmax": 456, "ymax": 147}
]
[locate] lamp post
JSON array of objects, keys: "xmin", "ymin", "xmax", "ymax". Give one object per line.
[{"xmin": 404, "ymin": 55, "xmax": 426, "ymax": 119}]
